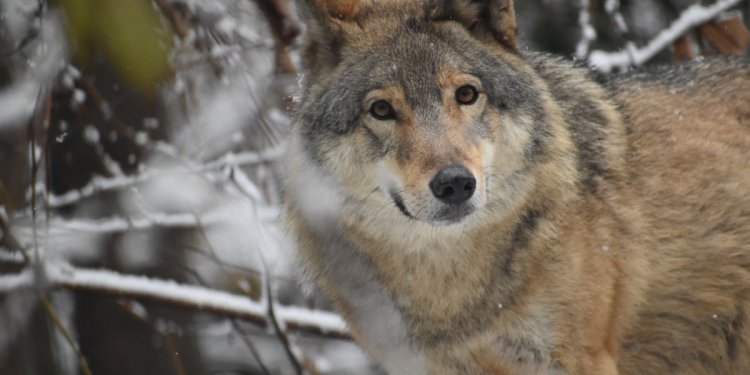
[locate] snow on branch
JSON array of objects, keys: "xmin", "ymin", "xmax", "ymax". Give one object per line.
[
  {"xmin": 39, "ymin": 144, "xmax": 286, "ymax": 209},
  {"xmin": 575, "ymin": 0, "xmax": 596, "ymax": 59},
  {"xmin": 588, "ymin": 0, "xmax": 743, "ymax": 72},
  {"xmin": 0, "ymin": 262, "xmax": 350, "ymax": 339},
  {"xmin": 35, "ymin": 206, "xmax": 278, "ymax": 234},
  {"xmin": 10, "ymin": 204, "xmax": 279, "ymax": 242}
]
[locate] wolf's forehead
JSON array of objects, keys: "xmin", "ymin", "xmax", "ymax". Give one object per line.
[{"xmin": 362, "ymin": 33, "xmax": 463, "ymax": 107}]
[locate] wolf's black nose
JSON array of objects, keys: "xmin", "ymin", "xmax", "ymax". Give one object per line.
[{"xmin": 430, "ymin": 166, "xmax": 476, "ymax": 204}]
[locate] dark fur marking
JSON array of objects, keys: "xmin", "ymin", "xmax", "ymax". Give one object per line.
[
  {"xmin": 529, "ymin": 55, "xmax": 615, "ymax": 194},
  {"xmin": 640, "ymin": 349, "xmax": 680, "ymax": 371},
  {"xmin": 568, "ymin": 116, "xmax": 610, "ymax": 191},
  {"xmin": 723, "ymin": 308, "xmax": 745, "ymax": 361},
  {"xmin": 496, "ymin": 336, "xmax": 546, "ymax": 364},
  {"xmin": 646, "ymin": 311, "xmax": 703, "ymax": 330},
  {"xmin": 406, "ymin": 17, "xmax": 420, "ymax": 32},
  {"xmin": 503, "ymin": 207, "xmax": 543, "ymax": 277},
  {"xmin": 553, "ymin": 89, "xmax": 608, "ymax": 191},
  {"xmin": 390, "ymin": 191, "xmax": 413, "ymax": 219},
  {"xmin": 525, "ymin": 114, "xmax": 550, "ymax": 162},
  {"xmin": 362, "ymin": 124, "xmax": 385, "ymax": 157}
]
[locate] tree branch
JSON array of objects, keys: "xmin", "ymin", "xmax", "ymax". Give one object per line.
[
  {"xmin": 33, "ymin": 144, "xmax": 285, "ymax": 209},
  {"xmin": 0, "ymin": 262, "xmax": 350, "ymax": 339},
  {"xmin": 588, "ymin": 0, "xmax": 744, "ymax": 72}
]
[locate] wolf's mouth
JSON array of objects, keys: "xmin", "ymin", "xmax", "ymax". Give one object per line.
[
  {"xmin": 389, "ymin": 190, "xmax": 477, "ymax": 224},
  {"xmin": 389, "ymin": 191, "xmax": 414, "ymax": 219},
  {"xmin": 432, "ymin": 204, "xmax": 476, "ymax": 225}
]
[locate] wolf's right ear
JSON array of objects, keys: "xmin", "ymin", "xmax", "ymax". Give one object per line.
[
  {"xmin": 296, "ymin": 0, "xmax": 370, "ymax": 73},
  {"xmin": 432, "ymin": 0, "xmax": 518, "ymax": 51}
]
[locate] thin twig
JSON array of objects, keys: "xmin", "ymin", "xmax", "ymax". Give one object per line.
[
  {"xmin": 24, "ymin": 84, "xmax": 93, "ymax": 375},
  {"xmin": 38, "ymin": 292, "xmax": 94, "ymax": 375},
  {"xmin": 161, "ymin": 331, "xmax": 188, "ymax": 375},
  {"xmin": 264, "ymin": 266, "xmax": 304, "ymax": 375}
]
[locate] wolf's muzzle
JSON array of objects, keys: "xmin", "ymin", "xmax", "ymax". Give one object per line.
[{"xmin": 430, "ymin": 166, "xmax": 476, "ymax": 204}]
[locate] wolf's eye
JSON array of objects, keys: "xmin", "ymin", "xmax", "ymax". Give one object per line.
[
  {"xmin": 456, "ymin": 85, "xmax": 479, "ymax": 105},
  {"xmin": 370, "ymin": 100, "xmax": 396, "ymax": 120}
]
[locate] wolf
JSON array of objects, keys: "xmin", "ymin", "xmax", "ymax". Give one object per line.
[{"xmin": 283, "ymin": 0, "xmax": 750, "ymax": 374}]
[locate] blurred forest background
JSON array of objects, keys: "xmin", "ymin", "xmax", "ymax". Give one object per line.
[{"xmin": 0, "ymin": 0, "xmax": 748, "ymax": 374}]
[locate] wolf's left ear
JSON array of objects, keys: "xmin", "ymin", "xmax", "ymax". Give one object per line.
[
  {"xmin": 433, "ymin": 0, "xmax": 518, "ymax": 51},
  {"xmin": 296, "ymin": 0, "xmax": 370, "ymax": 73}
]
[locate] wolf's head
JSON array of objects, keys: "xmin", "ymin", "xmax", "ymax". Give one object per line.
[{"xmin": 288, "ymin": 0, "xmax": 574, "ymax": 230}]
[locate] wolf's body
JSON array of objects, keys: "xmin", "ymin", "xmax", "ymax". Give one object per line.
[{"xmin": 283, "ymin": 1, "xmax": 750, "ymax": 374}]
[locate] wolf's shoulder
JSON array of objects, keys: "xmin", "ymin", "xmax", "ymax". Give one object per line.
[
  {"xmin": 525, "ymin": 53, "xmax": 750, "ymax": 94},
  {"xmin": 601, "ymin": 56, "xmax": 750, "ymax": 92}
]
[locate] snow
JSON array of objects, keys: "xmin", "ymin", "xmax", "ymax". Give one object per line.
[
  {"xmin": 134, "ymin": 131, "xmax": 150, "ymax": 146},
  {"xmin": 275, "ymin": 305, "xmax": 348, "ymax": 334},
  {"xmin": 0, "ymin": 81, "xmax": 37, "ymax": 130},
  {"xmin": 55, "ymin": 132, "xmax": 67, "ymax": 143},
  {"xmin": 230, "ymin": 165, "xmax": 264, "ymax": 202},
  {"xmin": 48, "ymin": 262, "xmax": 263, "ymax": 314},
  {"xmin": 71, "ymin": 89, "xmax": 86, "ymax": 108},
  {"xmin": 0, "ymin": 267, "xmax": 34, "ymax": 293},
  {"xmin": 83, "ymin": 126, "xmax": 100, "ymax": 144},
  {"xmin": 143, "ymin": 117, "xmax": 159, "ymax": 129}
]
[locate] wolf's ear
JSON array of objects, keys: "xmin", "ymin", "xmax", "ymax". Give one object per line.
[
  {"xmin": 296, "ymin": 0, "xmax": 370, "ymax": 72},
  {"xmin": 433, "ymin": 0, "xmax": 518, "ymax": 51}
]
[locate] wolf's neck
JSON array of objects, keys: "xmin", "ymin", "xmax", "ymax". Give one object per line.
[{"xmin": 342, "ymin": 199, "xmax": 561, "ymax": 345}]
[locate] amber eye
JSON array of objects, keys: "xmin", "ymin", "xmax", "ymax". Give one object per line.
[
  {"xmin": 456, "ymin": 85, "xmax": 479, "ymax": 105},
  {"xmin": 370, "ymin": 100, "xmax": 396, "ymax": 120}
]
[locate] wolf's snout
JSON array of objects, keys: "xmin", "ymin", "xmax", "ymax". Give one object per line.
[{"xmin": 430, "ymin": 166, "xmax": 476, "ymax": 204}]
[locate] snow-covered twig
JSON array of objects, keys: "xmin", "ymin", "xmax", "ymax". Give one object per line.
[
  {"xmin": 604, "ymin": 0, "xmax": 629, "ymax": 35},
  {"xmin": 0, "ymin": 262, "xmax": 350, "ymax": 338},
  {"xmin": 575, "ymin": 0, "xmax": 596, "ymax": 59},
  {"xmin": 589, "ymin": 0, "xmax": 743, "ymax": 72},
  {"xmin": 12, "ymin": 205, "xmax": 279, "ymax": 238},
  {"xmin": 36, "ymin": 144, "xmax": 285, "ymax": 209}
]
